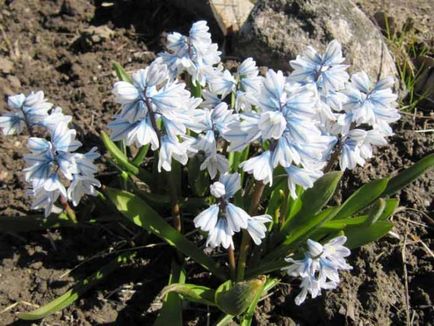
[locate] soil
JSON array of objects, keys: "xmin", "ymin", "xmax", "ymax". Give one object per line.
[{"xmin": 0, "ymin": 0, "xmax": 433, "ymax": 325}]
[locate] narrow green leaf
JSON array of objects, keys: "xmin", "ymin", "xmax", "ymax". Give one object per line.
[
  {"xmin": 216, "ymin": 314, "xmax": 235, "ymax": 326},
  {"xmin": 378, "ymin": 199, "xmax": 399, "ymax": 220},
  {"xmin": 154, "ymin": 262, "xmax": 186, "ymax": 326},
  {"xmin": 187, "ymin": 155, "xmax": 209, "ymax": 196},
  {"xmin": 101, "ymin": 131, "xmax": 152, "ymax": 184},
  {"xmin": 161, "ymin": 283, "xmax": 216, "ymax": 306},
  {"xmin": 286, "ymin": 186, "xmax": 304, "ymax": 222},
  {"xmin": 240, "ymin": 277, "xmax": 279, "ymax": 326},
  {"xmin": 265, "ymin": 186, "xmax": 285, "ymax": 226},
  {"xmin": 367, "ymin": 198, "xmax": 386, "ymax": 225},
  {"xmin": 345, "ymin": 221, "xmax": 393, "ymax": 249},
  {"xmin": 280, "ymin": 172, "xmax": 342, "ymax": 238},
  {"xmin": 284, "ymin": 207, "xmax": 337, "ymax": 245},
  {"xmin": 132, "ymin": 144, "xmax": 150, "ymax": 167},
  {"xmin": 383, "ymin": 153, "xmax": 434, "ymax": 196},
  {"xmin": 0, "ymin": 214, "xmax": 77, "ymax": 233},
  {"xmin": 264, "ymin": 207, "xmax": 337, "ymax": 262},
  {"xmin": 333, "ymin": 177, "xmax": 389, "ymax": 220},
  {"xmin": 105, "ymin": 187, "xmax": 226, "ymax": 280},
  {"xmin": 112, "ymin": 61, "xmax": 133, "ymax": 83},
  {"xmin": 322, "ymin": 215, "xmax": 369, "ymax": 229},
  {"xmin": 246, "ymin": 259, "xmax": 287, "ymax": 278},
  {"xmin": 101, "ymin": 131, "xmax": 139, "ymax": 175},
  {"xmin": 18, "ymin": 252, "xmax": 135, "ymax": 320}
]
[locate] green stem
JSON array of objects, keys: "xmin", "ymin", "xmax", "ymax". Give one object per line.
[
  {"xmin": 230, "ymin": 92, "xmax": 236, "ymax": 109},
  {"xmin": 131, "ymin": 144, "xmax": 149, "ymax": 167},
  {"xmin": 236, "ymin": 181, "xmax": 265, "ymax": 281},
  {"xmin": 227, "ymin": 246, "xmax": 236, "ymax": 281},
  {"xmin": 60, "ymin": 197, "xmax": 77, "ymax": 223},
  {"xmin": 189, "ymin": 75, "xmax": 202, "ymax": 98}
]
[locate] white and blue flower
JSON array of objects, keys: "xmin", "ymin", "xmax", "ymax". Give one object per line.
[
  {"xmin": 194, "ymin": 173, "xmax": 271, "ymax": 248},
  {"xmin": 0, "ymin": 91, "xmax": 52, "ymax": 135},
  {"xmin": 283, "ymin": 236, "xmax": 352, "ymax": 305}
]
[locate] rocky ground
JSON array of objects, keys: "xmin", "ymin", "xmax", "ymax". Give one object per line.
[{"xmin": 0, "ymin": 0, "xmax": 433, "ymax": 325}]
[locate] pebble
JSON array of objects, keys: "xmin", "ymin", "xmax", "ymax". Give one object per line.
[{"xmin": 0, "ymin": 57, "xmax": 14, "ymax": 74}]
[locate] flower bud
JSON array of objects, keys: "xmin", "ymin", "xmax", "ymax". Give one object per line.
[{"xmin": 210, "ymin": 181, "xmax": 226, "ymax": 198}]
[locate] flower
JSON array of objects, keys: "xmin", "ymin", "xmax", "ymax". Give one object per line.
[
  {"xmin": 190, "ymin": 102, "xmax": 234, "ymax": 178},
  {"xmin": 246, "ymin": 215, "xmax": 272, "ymax": 245},
  {"xmin": 67, "ymin": 175, "xmax": 101, "ymax": 207},
  {"xmin": 207, "ymin": 68, "xmax": 237, "ymax": 99},
  {"xmin": 109, "ymin": 61, "xmax": 202, "ymax": 173},
  {"xmin": 158, "ymin": 135, "xmax": 191, "ymax": 172},
  {"xmin": 193, "ymin": 173, "xmax": 271, "ymax": 249},
  {"xmin": 285, "ymin": 165, "xmax": 323, "ymax": 198},
  {"xmin": 282, "ymin": 236, "xmax": 352, "ymax": 305},
  {"xmin": 224, "ymin": 70, "xmax": 334, "ymax": 189},
  {"xmin": 157, "ymin": 20, "xmax": 221, "ymax": 86},
  {"xmin": 23, "ymin": 123, "xmax": 99, "ymax": 215},
  {"xmin": 289, "ymin": 40, "xmax": 349, "ymax": 92},
  {"xmin": 0, "ymin": 91, "xmax": 52, "ymax": 135},
  {"xmin": 240, "ymin": 151, "xmax": 274, "ymax": 185},
  {"xmin": 343, "ymin": 71, "xmax": 400, "ymax": 126}
]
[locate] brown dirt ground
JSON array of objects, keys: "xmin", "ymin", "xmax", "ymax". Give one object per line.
[{"xmin": 0, "ymin": 0, "xmax": 433, "ymax": 325}]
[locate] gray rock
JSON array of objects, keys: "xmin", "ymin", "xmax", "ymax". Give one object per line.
[{"xmin": 233, "ymin": 0, "xmax": 397, "ymax": 79}]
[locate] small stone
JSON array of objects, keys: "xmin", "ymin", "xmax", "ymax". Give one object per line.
[
  {"xmin": 7, "ymin": 75, "xmax": 21, "ymax": 90},
  {"xmin": 0, "ymin": 57, "xmax": 14, "ymax": 74},
  {"xmin": 30, "ymin": 261, "xmax": 43, "ymax": 270},
  {"xmin": 36, "ymin": 279, "xmax": 48, "ymax": 293},
  {"xmin": 74, "ymin": 25, "xmax": 115, "ymax": 52}
]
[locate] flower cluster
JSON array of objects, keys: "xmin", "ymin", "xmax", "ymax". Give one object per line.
[
  {"xmin": 108, "ymin": 61, "xmax": 202, "ymax": 172},
  {"xmin": 282, "ymin": 236, "xmax": 352, "ymax": 305},
  {"xmin": 108, "ymin": 20, "xmax": 399, "ymax": 247},
  {"xmin": 288, "ymin": 41, "xmax": 400, "ymax": 171},
  {"xmin": 0, "ymin": 92, "xmax": 100, "ymax": 216},
  {"xmin": 194, "ymin": 173, "xmax": 271, "ymax": 248},
  {"xmin": 0, "ymin": 20, "xmax": 403, "ymax": 312}
]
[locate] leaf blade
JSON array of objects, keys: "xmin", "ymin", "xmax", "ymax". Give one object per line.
[
  {"xmin": 383, "ymin": 153, "xmax": 434, "ymax": 196},
  {"xmin": 104, "ymin": 187, "xmax": 226, "ymax": 280}
]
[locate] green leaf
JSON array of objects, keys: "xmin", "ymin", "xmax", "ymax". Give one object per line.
[
  {"xmin": 215, "ymin": 276, "xmax": 266, "ymax": 316},
  {"xmin": 101, "ymin": 131, "xmax": 152, "ymax": 184},
  {"xmin": 264, "ymin": 207, "xmax": 337, "ymax": 262},
  {"xmin": 333, "ymin": 177, "xmax": 389, "ymax": 220},
  {"xmin": 265, "ymin": 186, "xmax": 285, "ymax": 226},
  {"xmin": 286, "ymin": 186, "xmax": 304, "ymax": 222},
  {"xmin": 216, "ymin": 314, "xmax": 235, "ymax": 326},
  {"xmin": 154, "ymin": 262, "xmax": 186, "ymax": 326},
  {"xmin": 0, "ymin": 214, "xmax": 77, "ymax": 233},
  {"xmin": 283, "ymin": 207, "xmax": 337, "ymax": 245},
  {"xmin": 187, "ymin": 155, "xmax": 209, "ymax": 196},
  {"xmin": 279, "ymin": 172, "xmax": 342, "ymax": 238},
  {"xmin": 345, "ymin": 221, "xmax": 393, "ymax": 249},
  {"xmin": 321, "ymin": 215, "xmax": 369, "ymax": 229},
  {"xmin": 18, "ymin": 252, "xmax": 135, "ymax": 320},
  {"xmin": 131, "ymin": 144, "xmax": 150, "ymax": 167},
  {"xmin": 246, "ymin": 260, "xmax": 288, "ymax": 278},
  {"xmin": 161, "ymin": 283, "xmax": 216, "ymax": 306},
  {"xmin": 366, "ymin": 198, "xmax": 386, "ymax": 225},
  {"xmin": 112, "ymin": 61, "xmax": 133, "ymax": 83},
  {"xmin": 241, "ymin": 277, "xmax": 279, "ymax": 326},
  {"xmin": 378, "ymin": 198, "xmax": 399, "ymax": 221},
  {"xmin": 383, "ymin": 153, "xmax": 434, "ymax": 196},
  {"xmin": 101, "ymin": 131, "xmax": 139, "ymax": 175},
  {"xmin": 104, "ymin": 187, "xmax": 226, "ymax": 280}
]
